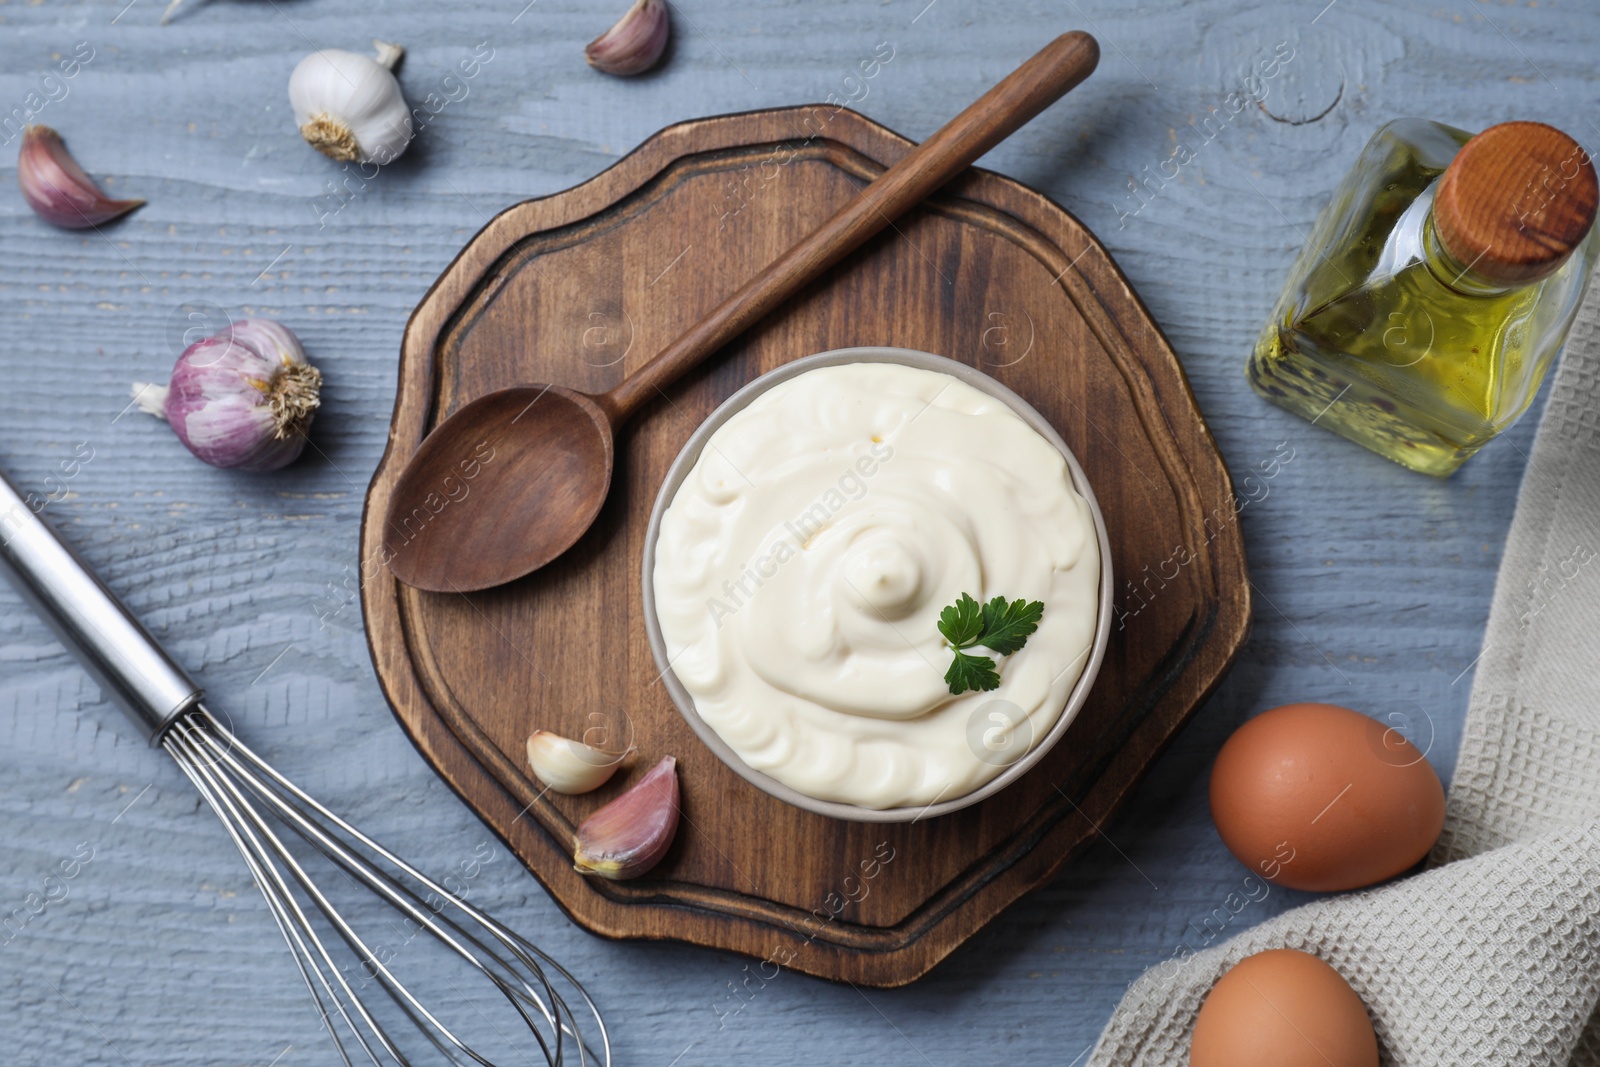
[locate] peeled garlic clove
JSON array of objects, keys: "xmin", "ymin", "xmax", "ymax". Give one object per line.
[
  {"xmin": 133, "ymin": 318, "xmax": 322, "ymax": 472},
  {"xmin": 586, "ymin": 0, "xmax": 669, "ymax": 77},
  {"xmin": 17, "ymin": 126, "xmax": 144, "ymax": 229},
  {"xmin": 289, "ymin": 40, "xmax": 413, "ymax": 165},
  {"xmin": 573, "ymin": 756, "xmax": 679, "ymax": 880},
  {"xmin": 526, "ymin": 730, "xmax": 631, "ymax": 795}
]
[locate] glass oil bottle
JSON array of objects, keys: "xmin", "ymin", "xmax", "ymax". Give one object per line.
[{"xmin": 1249, "ymin": 119, "xmax": 1599, "ymax": 475}]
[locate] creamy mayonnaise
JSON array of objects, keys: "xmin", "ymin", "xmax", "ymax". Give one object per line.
[{"xmin": 651, "ymin": 362, "xmax": 1100, "ymax": 809}]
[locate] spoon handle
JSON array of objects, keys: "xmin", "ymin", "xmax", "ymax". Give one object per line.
[{"xmin": 603, "ymin": 29, "xmax": 1100, "ymax": 421}]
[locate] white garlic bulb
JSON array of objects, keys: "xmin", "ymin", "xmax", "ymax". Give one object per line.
[{"xmin": 289, "ymin": 40, "xmax": 413, "ymax": 165}]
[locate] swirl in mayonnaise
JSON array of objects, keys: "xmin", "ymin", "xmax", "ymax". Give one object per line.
[{"xmin": 651, "ymin": 362, "xmax": 1100, "ymax": 809}]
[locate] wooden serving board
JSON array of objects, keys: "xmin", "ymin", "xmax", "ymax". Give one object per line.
[{"xmin": 360, "ymin": 105, "xmax": 1251, "ymax": 986}]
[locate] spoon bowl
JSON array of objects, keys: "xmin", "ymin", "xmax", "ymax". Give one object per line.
[{"xmin": 382, "ymin": 385, "xmax": 614, "ymax": 592}]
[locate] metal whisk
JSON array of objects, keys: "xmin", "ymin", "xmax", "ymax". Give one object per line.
[{"xmin": 0, "ymin": 464, "xmax": 610, "ymax": 1066}]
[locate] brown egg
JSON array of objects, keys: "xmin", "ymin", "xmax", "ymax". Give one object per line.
[
  {"xmin": 1190, "ymin": 948, "xmax": 1378, "ymax": 1067},
  {"xmin": 1209, "ymin": 702, "xmax": 1445, "ymax": 892}
]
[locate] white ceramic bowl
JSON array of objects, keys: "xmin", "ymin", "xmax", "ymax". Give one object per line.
[{"xmin": 641, "ymin": 347, "xmax": 1114, "ymax": 822}]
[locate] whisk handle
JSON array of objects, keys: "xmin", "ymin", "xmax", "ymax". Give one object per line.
[{"xmin": 0, "ymin": 466, "xmax": 201, "ymax": 743}]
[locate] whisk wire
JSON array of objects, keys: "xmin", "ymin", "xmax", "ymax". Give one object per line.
[
  {"xmin": 165, "ymin": 718, "xmax": 399, "ymax": 1066},
  {"xmin": 181, "ymin": 717, "xmax": 570, "ymax": 1066},
  {"xmin": 167, "ymin": 712, "xmax": 582, "ymax": 1066},
  {"xmin": 203, "ymin": 712, "xmax": 569, "ymax": 1005},
  {"xmin": 202, "ymin": 715, "xmax": 606, "ymax": 1065},
  {"xmin": 161, "ymin": 708, "xmax": 610, "ymax": 1067}
]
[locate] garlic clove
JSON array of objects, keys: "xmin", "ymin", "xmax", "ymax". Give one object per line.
[
  {"xmin": 586, "ymin": 0, "xmax": 669, "ymax": 77},
  {"xmin": 289, "ymin": 41, "xmax": 413, "ymax": 165},
  {"xmin": 17, "ymin": 126, "xmax": 144, "ymax": 230},
  {"xmin": 526, "ymin": 730, "xmax": 631, "ymax": 795},
  {"xmin": 134, "ymin": 318, "xmax": 323, "ymax": 472},
  {"xmin": 573, "ymin": 756, "xmax": 679, "ymax": 880}
]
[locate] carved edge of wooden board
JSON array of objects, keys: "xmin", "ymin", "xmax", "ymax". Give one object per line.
[{"xmin": 360, "ymin": 105, "xmax": 1252, "ymax": 986}]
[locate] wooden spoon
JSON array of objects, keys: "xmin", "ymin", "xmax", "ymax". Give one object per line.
[{"xmin": 384, "ymin": 30, "xmax": 1100, "ymax": 592}]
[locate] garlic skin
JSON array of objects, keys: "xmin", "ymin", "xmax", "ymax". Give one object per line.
[
  {"xmin": 133, "ymin": 318, "xmax": 322, "ymax": 472},
  {"xmin": 289, "ymin": 41, "xmax": 412, "ymax": 165},
  {"xmin": 17, "ymin": 126, "xmax": 144, "ymax": 229},
  {"xmin": 573, "ymin": 756, "xmax": 679, "ymax": 880},
  {"xmin": 526, "ymin": 731, "xmax": 631, "ymax": 795},
  {"xmin": 586, "ymin": 0, "xmax": 669, "ymax": 77}
]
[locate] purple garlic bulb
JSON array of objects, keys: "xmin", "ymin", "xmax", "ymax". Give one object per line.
[{"xmin": 133, "ymin": 318, "xmax": 323, "ymax": 472}]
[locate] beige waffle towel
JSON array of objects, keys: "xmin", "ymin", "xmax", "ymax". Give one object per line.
[{"xmin": 1090, "ymin": 279, "xmax": 1600, "ymax": 1067}]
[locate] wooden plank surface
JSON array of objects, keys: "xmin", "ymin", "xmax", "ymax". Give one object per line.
[{"xmin": 0, "ymin": 0, "xmax": 1591, "ymax": 1061}]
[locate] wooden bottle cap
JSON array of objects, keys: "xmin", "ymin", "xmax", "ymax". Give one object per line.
[{"xmin": 1434, "ymin": 121, "xmax": 1598, "ymax": 285}]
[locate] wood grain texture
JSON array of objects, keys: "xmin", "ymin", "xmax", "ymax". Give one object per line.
[
  {"xmin": 599, "ymin": 29, "xmax": 1102, "ymax": 419},
  {"xmin": 362, "ymin": 104, "xmax": 1249, "ymax": 985},
  {"xmin": 1434, "ymin": 120, "xmax": 1599, "ymax": 284},
  {"xmin": 0, "ymin": 0, "xmax": 1595, "ymax": 1062}
]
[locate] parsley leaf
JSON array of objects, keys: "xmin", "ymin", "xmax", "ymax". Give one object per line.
[
  {"xmin": 945, "ymin": 650, "xmax": 1002, "ymax": 694},
  {"xmin": 937, "ymin": 592, "xmax": 986, "ymax": 648},
  {"xmin": 978, "ymin": 596, "xmax": 1044, "ymax": 656},
  {"xmin": 936, "ymin": 591, "xmax": 1045, "ymax": 695}
]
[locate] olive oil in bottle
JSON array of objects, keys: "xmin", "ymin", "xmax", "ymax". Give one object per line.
[{"xmin": 1249, "ymin": 119, "xmax": 1599, "ymax": 475}]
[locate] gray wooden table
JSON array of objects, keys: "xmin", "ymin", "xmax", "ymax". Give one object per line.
[{"xmin": 2, "ymin": 0, "xmax": 1593, "ymax": 1062}]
